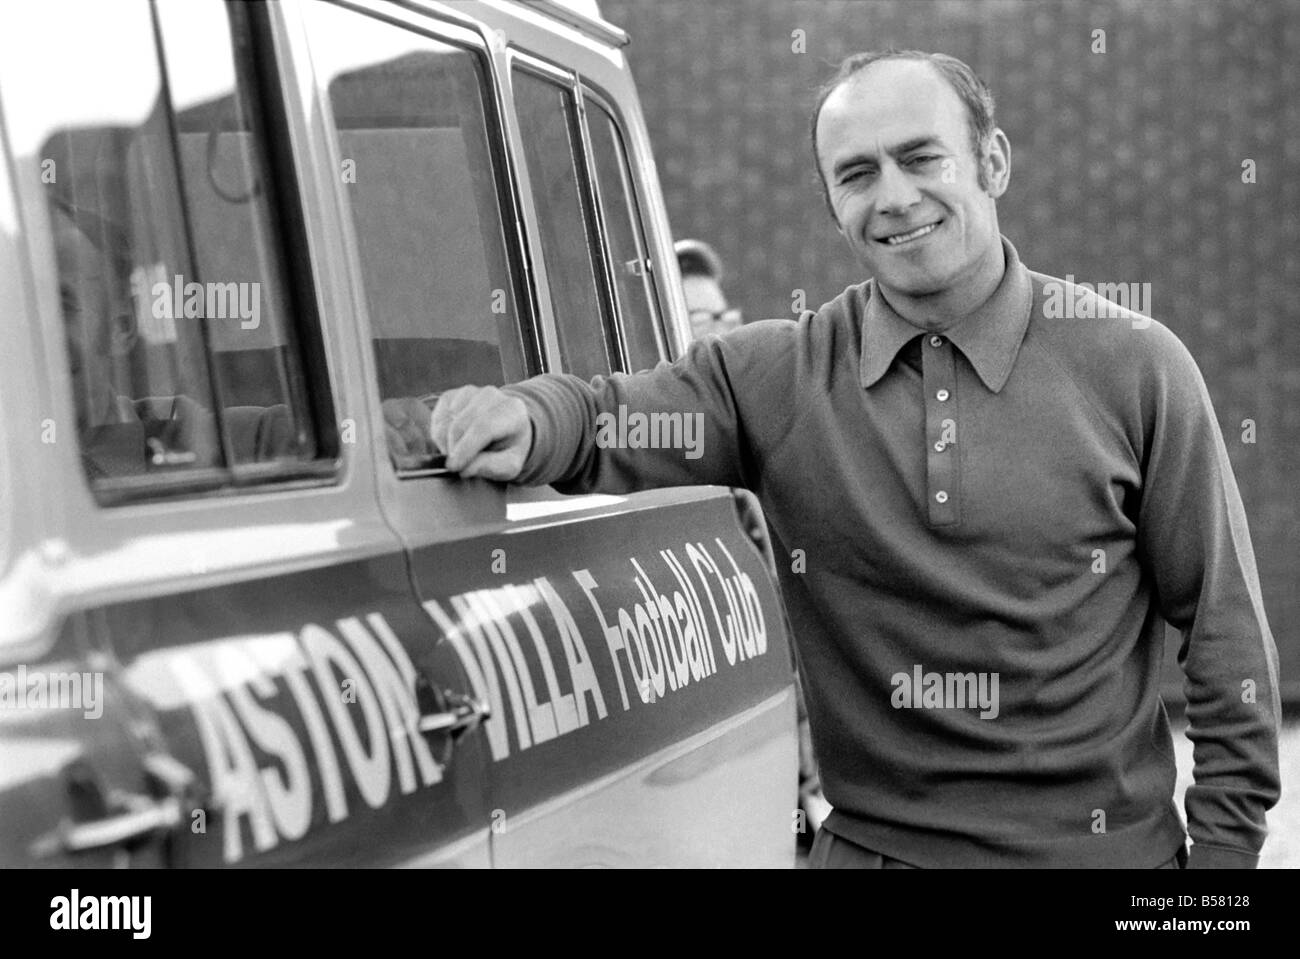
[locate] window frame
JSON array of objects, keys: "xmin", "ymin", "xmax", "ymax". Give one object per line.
[
  {"xmin": 0, "ymin": 0, "xmax": 409, "ymax": 626},
  {"xmin": 59, "ymin": 0, "xmax": 344, "ymax": 508},
  {"xmin": 506, "ymin": 49, "xmax": 629, "ymax": 376},
  {"xmin": 576, "ymin": 80, "xmax": 669, "ymax": 370},
  {"xmin": 308, "ymin": 2, "xmax": 545, "ymax": 485},
  {"xmin": 325, "ymin": 0, "xmax": 545, "ymax": 391},
  {"xmin": 290, "ymin": 0, "xmax": 523, "ymax": 536}
]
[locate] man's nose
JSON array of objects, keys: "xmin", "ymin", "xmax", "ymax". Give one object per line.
[{"xmin": 874, "ymin": 161, "xmax": 922, "ymax": 216}]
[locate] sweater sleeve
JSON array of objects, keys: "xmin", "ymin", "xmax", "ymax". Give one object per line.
[
  {"xmin": 500, "ymin": 331, "xmax": 759, "ymax": 494},
  {"xmin": 1134, "ymin": 326, "xmax": 1281, "ymax": 869}
]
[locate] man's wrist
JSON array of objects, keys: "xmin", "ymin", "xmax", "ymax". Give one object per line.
[
  {"xmin": 1185, "ymin": 843, "xmax": 1259, "ymax": 869},
  {"xmin": 500, "ymin": 386, "xmax": 542, "ymax": 483}
]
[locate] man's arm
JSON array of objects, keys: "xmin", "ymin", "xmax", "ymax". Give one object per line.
[
  {"xmin": 1136, "ymin": 327, "xmax": 1282, "ymax": 868},
  {"xmin": 430, "ymin": 333, "xmax": 759, "ymax": 492}
]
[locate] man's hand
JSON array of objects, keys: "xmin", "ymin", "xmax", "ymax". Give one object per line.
[{"xmin": 429, "ymin": 385, "xmax": 532, "ymax": 481}]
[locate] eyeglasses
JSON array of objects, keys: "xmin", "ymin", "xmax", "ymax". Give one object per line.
[{"xmin": 688, "ymin": 308, "xmax": 743, "ymax": 328}]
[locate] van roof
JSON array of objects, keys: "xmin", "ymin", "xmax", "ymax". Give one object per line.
[{"xmin": 494, "ymin": 0, "xmax": 629, "ymax": 48}]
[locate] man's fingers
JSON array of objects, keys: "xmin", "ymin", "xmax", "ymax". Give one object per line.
[
  {"xmin": 445, "ymin": 411, "xmax": 510, "ymax": 472},
  {"xmin": 458, "ymin": 448, "xmax": 525, "ymax": 482},
  {"xmin": 428, "ymin": 386, "xmax": 530, "ymax": 478},
  {"xmin": 430, "ymin": 386, "xmax": 478, "ymax": 455}
]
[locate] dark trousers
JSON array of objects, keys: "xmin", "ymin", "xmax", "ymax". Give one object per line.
[{"xmin": 808, "ymin": 827, "xmax": 1189, "ymax": 868}]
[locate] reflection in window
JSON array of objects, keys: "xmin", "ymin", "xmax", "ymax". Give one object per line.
[
  {"xmin": 305, "ymin": 1, "xmax": 527, "ymax": 413},
  {"xmin": 30, "ymin": 0, "xmax": 320, "ymax": 493}
]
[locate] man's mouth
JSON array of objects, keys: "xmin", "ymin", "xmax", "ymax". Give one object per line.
[{"xmin": 876, "ymin": 219, "xmax": 943, "ymax": 246}]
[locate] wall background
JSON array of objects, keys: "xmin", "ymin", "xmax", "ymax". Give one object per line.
[{"xmin": 603, "ymin": 0, "xmax": 1300, "ymax": 694}]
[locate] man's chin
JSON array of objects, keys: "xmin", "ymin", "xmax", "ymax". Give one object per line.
[{"xmin": 873, "ymin": 269, "xmax": 952, "ymax": 299}]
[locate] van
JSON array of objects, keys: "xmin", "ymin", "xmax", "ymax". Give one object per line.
[{"xmin": 0, "ymin": 0, "xmax": 797, "ymax": 867}]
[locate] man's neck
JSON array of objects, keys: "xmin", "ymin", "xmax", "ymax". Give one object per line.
[{"xmin": 877, "ymin": 240, "xmax": 1007, "ymax": 333}]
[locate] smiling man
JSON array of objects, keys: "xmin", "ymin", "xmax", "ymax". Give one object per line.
[
  {"xmin": 428, "ymin": 50, "xmax": 1280, "ymax": 869},
  {"xmin": 813, "ymin": 54, "xmax": 1008, "ymax": 331}
]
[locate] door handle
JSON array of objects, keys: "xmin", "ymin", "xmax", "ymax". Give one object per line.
[
  {"xmin": 54, "ymin": 796, "xmax": 184, "ymax": 854},
  {"xmin": 30, "ymin": 792, "xmax": 184, "ymax": 858},
  {"xmin": 31, "ymin": 750, "xmax": 202, "ymax": 859},
  {"xmin": 418, "ymin": 689, "xmax": 490, "ymax": 738}
]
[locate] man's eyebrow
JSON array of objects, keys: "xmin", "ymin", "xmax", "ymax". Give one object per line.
[{"xmin": 832, "ymin": 136, "xmax": 945, "ymax": 177}]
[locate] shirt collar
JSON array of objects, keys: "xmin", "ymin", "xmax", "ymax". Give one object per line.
[{"xmin": 859, "ymin": 236, "xmax": 1033, "ymax": 393}]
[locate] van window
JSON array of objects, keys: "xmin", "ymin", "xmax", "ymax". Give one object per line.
[
  {"xmin": 29, "ymin": 0, "xmax": 326, "ymax": 498},
  {"xmin": 584, "ymin": 95, "xmax": 664, "ymax": 371},
  {"xmin": 511, "ymin": 67, "xmax": 615, "ymax": 380},
  {"xmin": 303, "ymin": 1, "xmax": 530, "ymax": 437}
]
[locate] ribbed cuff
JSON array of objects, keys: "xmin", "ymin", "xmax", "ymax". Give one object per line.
[
  {"xmin": 499, "ymin": 387, "xmax": 546, "ymax": 485},
  {"xmin": 1186, "ymin": 844, "xmax": 1259, "ymax": 869}
]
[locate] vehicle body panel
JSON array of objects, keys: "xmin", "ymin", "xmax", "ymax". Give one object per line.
[{"xmin": 0, "ymin": 0, "xmax": 798, "ymax": 868}]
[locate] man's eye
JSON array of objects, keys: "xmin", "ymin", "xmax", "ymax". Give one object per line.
[
  {"xmin": 840, "ymin": 169, "xmax": 874, "ymax": 185},
  {"xmin": 905, "ymin": 155, "xmax": 939, "ymax": 167}
]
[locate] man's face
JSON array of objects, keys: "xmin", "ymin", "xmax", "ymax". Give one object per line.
[
  {"xmin": 683, "ymin": 274, "xmax": 740, "ymax": 338},
  {"xmin": 815, "ymin": 60, "xmax": 1006, "ymax": 298}
]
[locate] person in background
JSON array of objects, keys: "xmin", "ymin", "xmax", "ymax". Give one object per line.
[{"xmin": 674, "ymin": 238, "xmax": 743, "ymax": 339}]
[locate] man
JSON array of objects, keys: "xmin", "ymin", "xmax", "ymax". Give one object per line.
[
  {"xmin": 427, "ymin": 50, "xmax": 1280, "ymax": 868},
  {"xmin": 674, "ymin": 238, "xmax": 743, "ymax": 339}
]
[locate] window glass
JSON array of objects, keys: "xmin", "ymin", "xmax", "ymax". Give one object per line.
[
  {"xmin": 41, "ymin": 1, "xmax": 221, "ymax": 483},
  {"xmin": 512, "ymin": 68, "xmax": 614, "ymax": 380},
  {"xmin": 157, "ymin": 0, "xmax": 318, "ymax": 466},
  {"xmin": 24, "ymin": 0, "xmax": 321, "ymax": 495},
  {"xmin": 304, "ymin": 1, "xmax": 527, "ymax": 445},
  {"xmin": 586, "ymin": 98, "xmax": 663, "ymax": 371}
]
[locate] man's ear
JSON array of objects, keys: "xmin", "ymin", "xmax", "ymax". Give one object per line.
[
  {"xmin": 819, "ymin": 181, "xmax": 844, "ymax": 234},
  {"xmin": 983, "ymin": 128, "xmax": 1011, "ymax": 198},
  {"xmin": 825, "ymin": 193, "xmax": 845, "ymax": 236}
]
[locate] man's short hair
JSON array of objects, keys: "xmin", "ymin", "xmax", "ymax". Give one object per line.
[
  {"xmin": 674, "ymin": 238, "xmax": 725, "ymax": 283},
  {"xmin": 809, "ymin": 49, "xmax": 997, "ymax": 213}
]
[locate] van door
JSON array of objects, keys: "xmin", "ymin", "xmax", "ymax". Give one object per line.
[
  {"xmin": 300, "ymin": 0, "xmax": 798, "ymax": 866},
  {"xmin": 499, "ymin": 49, "xmax": 796, "ymax": 866},
  {"xmin": 0, "ymin": 0, "xmax": 491, "ymax": 866},
  {"xmin": 0, "ymin": 611, "xmax": 173, "ymax": 869}
]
